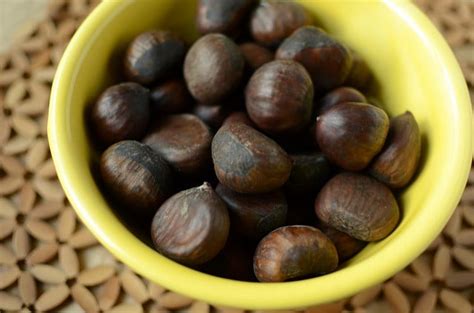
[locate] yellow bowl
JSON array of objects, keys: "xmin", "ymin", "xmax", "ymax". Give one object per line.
[{"xmin": 48, "ymin": 0, "xmax": 472, "ymax": 309}]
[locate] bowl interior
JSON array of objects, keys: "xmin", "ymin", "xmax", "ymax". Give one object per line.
[{"xmin": 49, "ymin": 0, "xmax": 472, "ymax": 309}]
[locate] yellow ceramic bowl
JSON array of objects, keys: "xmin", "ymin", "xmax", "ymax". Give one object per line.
[{"xmin": 49, "ymin": 0, "xmax": 472, "ymax": 309}]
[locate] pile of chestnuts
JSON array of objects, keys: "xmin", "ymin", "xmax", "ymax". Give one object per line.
[{"xmin": 88, "ymin": 0, "xmax": 421, "ymax": 283}]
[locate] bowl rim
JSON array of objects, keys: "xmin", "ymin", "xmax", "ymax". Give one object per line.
[{"xmin": 48, "ymin": 0, "xmax": 472, "ymax": 309}]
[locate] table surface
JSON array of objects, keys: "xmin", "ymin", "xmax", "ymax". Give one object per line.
[{"xmin": 0, "ymin": 0, "xmax": 473, "ymax": 312}]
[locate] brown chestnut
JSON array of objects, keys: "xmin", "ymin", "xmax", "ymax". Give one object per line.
[
  {"xmin": 239, "ymin": 42, "xmax": 274, "ymax": 71},
  {"xmin": 319, "ymin": 86, "xmax": 367, "ymax": 114},
  {"xmin": 100, "ymin": 140, "xmax": 173, "ymax": 216},
  {"xmin": 89, "ymin": 82, "xmax": 150, "ymax": 146},
  {"xmin": 201, "ymin": 238, "xmax": 257, "ymax": 281},
  {"xmin": 285, "ymin": 198, "xmax": 316, "ymax": 226},
  {"xmin": 250, "ymin": 0, "xmax": 312, "ymax": 47},
  {"xmin": 222, "ymin": 111, "xmax": 255, "ymax": 127},
  {"xmin": 285, "ymin": 152, "xmax": 331, "ymax": 197},
  {"xmin": 318, "ymin": 223, "xmax": 366, "ymax": 262},
  {"xmin": 316, "ymin": 102, "xmax": 389, "ymax": 171},
  {"xmin": 143, "ymin": 114, "xmax": 212, "ymax": 177},
  {"xmin": 197, "ymin": 0, "xmax": 256, "ymax": 36},
  {"xmin": 253, "ymin": 225, "xmax": 338, "ymax": 282},
  {"xmin": 212, "ymin": 122, "xmax": 292, "ymax": 193},
  {"xmin": 315, "ymin": 172, "xmax": 400, "ymax": 241},
  {"xmin": 150, "ymin": 79, "xmax": 193, "ymax": 114},
  {"xmin": 151, "ymin": 182, "xmax": 230, "ymax": 265},
  {"xmin": 345, "ymin": 51, "xmax": 372, "ymax": 90},
  {"xmin": 184, "ymin": 34, "xmax": 244, "ymax": 104},
  {"xmin": 246, "ymin": 60, "xmax": 314, "ymax": 134},
  {"xmin": 216, "ymin": 184, "xmax": 287, "ymax": 239},
  {"xmin": 124, "ymin": 30, "xmax": 186, "ymax": 85},
  {"xmin": 193, "ymin": 104, "xmax": 232, "ymax": 129},
  {"xmin": 369, "ymin": 111, "xmax": 421, "ymax": 188},
  {"xmin": 276, "ymin": 26, "xmax": 353, "ymax": 92}
]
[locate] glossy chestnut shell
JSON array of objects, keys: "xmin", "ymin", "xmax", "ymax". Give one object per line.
[
  {"xmin": 212, "ymin": 122, "xmax": 292, "ymax": 193},
  {"xmin": 143, "ymin": 114, "xmax": 213, "ymax": 177},
  {"xmin": 370, "ymin": 111, "xmax": 421, "ymax": 188},
  {"xmin": 246, "ymin": 60, "xmax": 314, "ymax": 134},
  {"xmin": 100, "ymin": 140, "xmax": 173, "ymax": 216},
  {"xmin": 315, "ymin": 102, "xmax": 389, "ymax": 171},
  {"xmin": 89, "ymin": 82, "xmax": 150, "ymax": 146},
  {"xmin": 253, "ymin": 225, "xmax": 338, "ymax": 282},
  {"xmin": 315, "ymin": 172, "xmax": 400, "ymax": 241},
  {"xmin": 151, "ymin": 182, "xmax": 230, "ymax": 265}
]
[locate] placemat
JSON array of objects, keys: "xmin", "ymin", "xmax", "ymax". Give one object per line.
[{"xmin": 0, "ymin": 0, "xmax": 473, "ymax": 312}]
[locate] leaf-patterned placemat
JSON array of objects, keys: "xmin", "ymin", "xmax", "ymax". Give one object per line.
[{"xmin": 0, "ymin": 0, "xmax": 473, "ymax": 312}]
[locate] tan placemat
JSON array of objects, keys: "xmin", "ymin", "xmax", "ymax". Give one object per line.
[{"xmin": 0, "ymin": 0, "xmax": 473, "ymax": 312}]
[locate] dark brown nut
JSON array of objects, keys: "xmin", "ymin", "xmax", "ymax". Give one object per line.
[
  {"xmin": 285, "ymin": 198, "xmax": 316, "ymax": 226},
  {"xmin": 216, "ymin": 184, "xmax": 287, "ymax": 239},
  {"xmin": 143, "ymin": 114, "xmax": 212, "ymax": 177},
  {"xmin": 369, "ymin": 111, "xmax": 421, "ymax": 188},
  {"xmin": 201, "ymin": 238, "xmax": 257, "ymax": 281},
  {"xmin": 197, "ymin": 0, "xmax": 257, "ymax": 36},
  {"xmin": 239, "ymin": 42, "xmax": 274, "ymax": 71},
  {"xmin": 315, "ymin": 172, "xmax": 400, "ymax": 242},
  {"xmin": 212, "ymin": 122, "xmax": 292, "ymax": 193},
  {"xmin": 253, "ymin": 225, "xmax": 338, "ymax": 282},
  {"xmin": 222, "ymin": 111, "xmax": 255, "ymax": 127},
  {"xmin": 124, "ymin": 30, "xmax": 186, "ymax": 85},
  {"xmin": 276, "ymin": 26, "xmax": 353, "ymax": 92},
  {"xmin": 246, "ymin": 60, "xmax": 313, "ymax": 134},
  {"xmin": 345, "ymin": 51, "xmax": 372, "ymax": 90},
  {"xmin": 318, "ymin": 223, "xmax": 366, "ymax": 262},
  {"xmin": 316, "ymin": 102, "xmax": 389, "ymax": 171},
  {"xmin": 193, "ymin": 104, "xmax": 231, "ymax": 129},
  {"xmin": 89, "ymin": 82, "xmax": 150, "ymax": 146},
  {"xmin": 151, "ymin": 182, "xmax": 230, "ymax": 265},
  {"xmin": 184, "ymin": 34, "xmax": 244, "ymax": 104},
  {"xmin": 318, "ymin": 86, "xmax": 367, "ymax": 114},
  {"xmin": 285, "ymin": 152, "xmax": 331, "ymax": 197},
  {"xmin": 250, "ymin": 0, "xmax": 312, "ymax": 47},
  {"xmin": 100, "ymin": 140, "xmax": 173, "ymax": 216},
  {"xmin": 150, "ymin": 79, "xmax": 193, "ymax": 114}
]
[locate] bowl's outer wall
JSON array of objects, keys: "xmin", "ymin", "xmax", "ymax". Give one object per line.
[{"xmin": 48, "ymin": 0, "xmax": 472, "ymax": 309}]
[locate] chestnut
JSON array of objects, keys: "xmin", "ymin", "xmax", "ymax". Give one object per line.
[
  {"xmin": 345, "ymin": 51, "xmax": 372, "ymax": 90},
  {"xmin": 369, "ymin": 111, "xmax": 421, "ymax": 188},
  {"xmin": 239, "ymin": 42, "xmax": 274, "ymax": 71},
  {"xmin": 318, "ymin": 223, "xmax": 366, "ymax": 262},
  {"xmin": 315, "ymin": 172, "xmax": 400, "ymax": 241},
  {"xmin": 253, "ymin": 225, "xmax": 338, "ymax": 282},
  {"xmin": 222, "ymin": 111, "xmax": 255, "ymax": 127},
  {"xmin": 246, "ymin": 60, "xmax": 314, "ymax": 134},
  {"xmin": 89, "ymin": 82, "xmax": 150, "ymax": 146},
  {"xmin": 184, "ymin": 34, "xmax": 244, "ymax": 104},
  {"xmin": 216, "ymin": 184, "xmax": 287, "ymax": 239},
  {"xmin": 250, "ymin": 0, "xmax": 312, "ymax": 47},
  {"xmin": 285, "ymin": 152, "xmax": 331, "ymax": 197},
  {"xmin": 193, "ymin": 104, "xmax": 232, "ymax": 129},
  {"xmin": 201, "ymin": 238, "xmax": 257, "ymax": 281},
  {"xmin": 124, "ymin": 30, "xmax": 186, "ymax": 85},
  {"xmin": 150, "ymin": 79, "xmax": 193, "ymax": 114},
  {"xmin": 276, "ymin": 26, "xmax": 353, "ymax": 92},
  {"xmin": 196, "ymin": 0, "xmax": 257, "ymax": 37},
  {"xmin": 318, "ymin": 86, "xmax": 367, "ymax": 114},
  {"xmin": 143, "ymin": 114, "xmax": 212, "ymax": 177},
  {"xmin": 285, "ymin": 198, "xmax": 316, "ymax": 226},
  {"xmin": 316, "ymin": 102, "xmax": 389, "ymax": 171},
  {"xmin": 100, "ymin": 140, "xmax": 173, "ymax": 216},
  {"xmin": 212, "ymin": 122, "xmax": 292, "ymax": 193},
  {"xmin": 151, "ymin": 182, "xmax": 230, "ymax": 265}
]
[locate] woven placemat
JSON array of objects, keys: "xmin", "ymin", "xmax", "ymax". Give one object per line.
[{"xmin": 0, "ymin": 0, "xmax": 473, "ymax": 312}]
